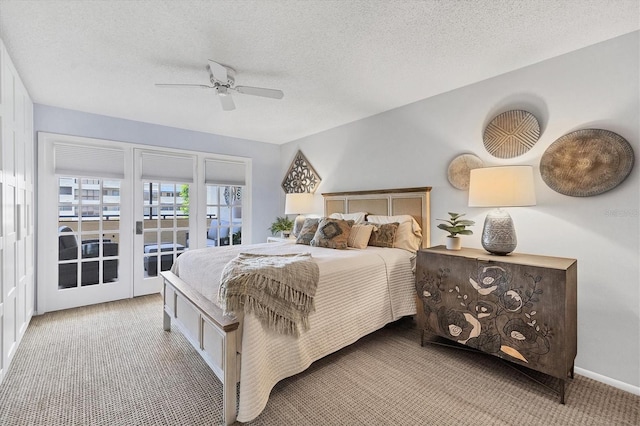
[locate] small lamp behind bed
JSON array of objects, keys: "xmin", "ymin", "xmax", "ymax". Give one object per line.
[{"xmin": 285, "ymin": 193, "xmax": 314, "ymax": 237}]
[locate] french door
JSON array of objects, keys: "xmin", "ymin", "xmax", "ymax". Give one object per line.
[
  {"xmin": 53, "ymin": 176, "xmax": 131, "ymax": 308},
  {"xmin": 38, "ymin": 133, "xmax": 249, "ymax": 313},
  {"xmin": 38, "ymin": 137, "xmax": 134, "ymax": 312},
  {"xmin": 134, "ymin": 181, "xmax": 190, "ymax": 296},
  {"xmin": 133, "ymin": 150, "xmax": 195, "ymax": 296}
]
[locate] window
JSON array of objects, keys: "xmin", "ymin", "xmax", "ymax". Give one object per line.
[
  {"xmin": 58, "ymin": 176, "xmax": 121, "ymax": 288},
  {"xmin": 206, "ymin": 185, "xmax": 242, "ymax": 246},
  {"xmin": 203, "ymin": 158, "xmax": 246, "ymax": 247}
]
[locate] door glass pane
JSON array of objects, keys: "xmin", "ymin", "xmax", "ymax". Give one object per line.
[
  {"xmin": 206, "ymin": 206, "xmax": 217, "ymax": 218},
  {"xmin": 58, "ymin": 263, "xmax": 77, "ymax": 289},
  {"xmin": 58, "ymin": 176, "xmax": 120, "ymax": 289},
  {"xmin": 103, "ymin": 259, "xmax": 118, "ymax": 282},
  {"xmin": 160, "ymin": 230, "xmax": 173, "ymax": 244},
  {"xmin": 144, "ymin": 231, "xmax": 158, "ymax": 247},
  {"xmin": 81, "ymin": 261, "xmax": 100, "ymax": 286},
  {"xmin": 176, "ymin": 230, "xmax": 188, "ymax": 249}
]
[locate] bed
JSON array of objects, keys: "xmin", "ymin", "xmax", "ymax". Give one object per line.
[{"xmin": 161, "ymin": 187, "xmax": 432, "ymax": 424}]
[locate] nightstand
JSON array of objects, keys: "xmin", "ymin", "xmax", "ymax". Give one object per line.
[{"xmin": 267, "ymin": 237, "xmax": 295, "ymax": 243}]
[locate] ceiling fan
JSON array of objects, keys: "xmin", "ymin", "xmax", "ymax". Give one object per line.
[{"xmin": 155, "ymin": 60, "xmax": 284, "ymax": 111}]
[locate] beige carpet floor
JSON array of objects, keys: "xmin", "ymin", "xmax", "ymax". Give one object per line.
[{"xmin": 0, "ymin": 294, "xmax": 637, "ymax": 425}]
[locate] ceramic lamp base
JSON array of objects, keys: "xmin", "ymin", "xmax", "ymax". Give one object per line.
[{"xmin": 481, "ymin": 209, "xmax": 517, "ymax": 255}]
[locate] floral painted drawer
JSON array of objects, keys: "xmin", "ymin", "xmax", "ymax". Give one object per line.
[{"xmin": 415, "ymin": 246, "xmax": 577, "ymax": 401}]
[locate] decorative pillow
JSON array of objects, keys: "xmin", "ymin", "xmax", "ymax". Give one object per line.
[
  {"xmin": 329, "ymin": 212, "xmax": 367, "ymax": 224},
  {"xmin": 296, "ymin": 218, "xmax": 320, "ymax": 245},
  {"xmin": 367, "ymin": 215, "xmax": 423, "ymax": 252},
  {"xmin": 310, "ymin": 218, "xmax": 354, "ymax": 249},
  {"xmin": 347, "ymin": 224, "xmax": 374, "ymax": 249},
  {"xmin": 367, "ymin": 222, "xmax": 399, "ymax": 248}
]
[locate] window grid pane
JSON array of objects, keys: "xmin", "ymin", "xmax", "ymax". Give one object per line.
[
  {"xmin": 205, "ymin": 185, "xmax": 243, "ymax": 247},
  {"xmin": 58, "ymin": 176, "xmax": 120, "ymax": 289}
]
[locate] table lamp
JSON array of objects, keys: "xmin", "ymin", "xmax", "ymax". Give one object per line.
[
  {"xmin": 285, "ymin": 193, "xmax": 314, "ymax": 237},
  {"xmin": 468, "ymin": 165, "xmax": 536, "ymax": 255}
]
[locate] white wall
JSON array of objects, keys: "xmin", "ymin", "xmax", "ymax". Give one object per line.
[
  {"xmin": 33, "ymin": 105, "xmax": 283, "ymax": 244},
  {"xmin": 281, "ymin": 32, "xmax": 640, "ymax": 391}
]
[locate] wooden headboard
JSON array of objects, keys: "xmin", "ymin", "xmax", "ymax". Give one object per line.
[{"xmin": 322, "ymin": 187, "xmax": 432, "ymax": 248}]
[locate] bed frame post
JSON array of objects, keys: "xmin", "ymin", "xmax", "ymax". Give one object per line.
[
  {"xmin": 163, "ymin": 310, "xmax": 171, "ymax": 331},
  {"xmin": 223, "ymin": 330, "xmax": 238, "ymax": 425}
]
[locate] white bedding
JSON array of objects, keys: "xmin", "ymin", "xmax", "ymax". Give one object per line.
[{"xmin": 171, "ymin": 241, "xmax": 417, "ymax": 422}]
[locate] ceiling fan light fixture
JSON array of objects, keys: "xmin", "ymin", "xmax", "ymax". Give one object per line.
[{"xmin": 217, "ymin": 86, "xmax": 229, "ymax": 96}]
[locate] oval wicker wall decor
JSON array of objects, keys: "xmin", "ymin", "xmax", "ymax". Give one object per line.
[
  {"xmin": 540, "ymin": 129, "xmax": 634, "ymax": 197},
  {"xmin": 483, "ymin": 110, "xmax": 540, "ymax": 158},
  {"xmin": 447, "ymin": 153, "xmax": 484, "ymax": 190}
]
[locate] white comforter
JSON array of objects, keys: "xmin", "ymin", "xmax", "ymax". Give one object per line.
[{"xmin": 171, "ymin": 241, "xmax": 417, "ymax": 422}]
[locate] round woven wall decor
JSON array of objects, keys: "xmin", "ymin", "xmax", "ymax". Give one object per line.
[
  {"xmin": 540, "ymin": 129, "xmax": 634, "ymax": 197},
  {"xmin": 447, "ymin": 154, "xmax": 484, "ymax": 190},
  {"xmin": 483, "ymin": 110, "xmax": 540, "ymax": 158}
]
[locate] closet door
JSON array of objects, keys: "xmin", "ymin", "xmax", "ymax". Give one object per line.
[{"xmin": 1, "ymin": 40, "xmax": 34, "ymax": 384}]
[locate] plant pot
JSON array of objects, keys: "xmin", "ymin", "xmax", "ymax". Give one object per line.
[
  {"xmin": 281, "ymin": 231, "xmax": 291, "ymax": 239},
  {"xmin": 445, "ymin": 236, "xmax": 461, "ymax": 250}
]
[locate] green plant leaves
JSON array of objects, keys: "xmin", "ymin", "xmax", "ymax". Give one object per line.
[
  {"xmin": 269, "ymin": 216, "xmax": 294, "ymax": 235},
  {"xmin": 436, "ymin": 212, "xmax": 475, "ymax": 237},
  {"xmin": 457, "ymin": 220, "xmax": 475, "ymax": 226}
]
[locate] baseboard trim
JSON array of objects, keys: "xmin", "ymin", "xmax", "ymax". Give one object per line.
[{"xmin": 575, "ymin": 367, "xmax": 640, "ymax": 396}]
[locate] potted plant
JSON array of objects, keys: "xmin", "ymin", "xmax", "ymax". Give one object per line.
[
  {"xmin": 437, "ymin": 212, "xmax": 475, "ymax": 250},
  {"xmin": 269, "ymin": 216, "xmax": 294, "ymax": 238}
]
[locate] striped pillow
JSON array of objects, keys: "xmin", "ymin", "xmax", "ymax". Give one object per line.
[{"xmin": 347, "ymin": 224, "xmax": 374, "ymax": 249}]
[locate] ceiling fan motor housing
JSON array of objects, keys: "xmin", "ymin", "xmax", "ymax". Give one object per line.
[{"xmin": 209, "ymin": 64, "xmax": 235, "ymax": 87}]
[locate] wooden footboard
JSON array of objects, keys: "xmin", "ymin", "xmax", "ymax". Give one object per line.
[{"xmin": 161, "ymin": 271, "xmax": 240, "ymax": 425}]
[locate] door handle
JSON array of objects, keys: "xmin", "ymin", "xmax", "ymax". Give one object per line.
[{"xmin": 136, "ymin": 221, "xmax": 143, "ymax": 235}]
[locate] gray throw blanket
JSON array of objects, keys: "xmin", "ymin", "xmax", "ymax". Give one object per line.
[{"xmin": 218, "ymin": 252, "xmax": 320, "ymax": 337}]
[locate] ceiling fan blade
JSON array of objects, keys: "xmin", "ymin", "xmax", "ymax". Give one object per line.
[
  {"xmin": 234, "ymin": 85, "xmax": 284, "ymax": 99},
  {"xmin": 208, "ymin": 60, "xmax": 228, "ymax": 83},
  {"xmin": 218, "ymin": 93, "xmax": 236, "ymax": 111},
  {"xmin": 155, "ymin": 83, "xmax": 212, "ymax": 89}
]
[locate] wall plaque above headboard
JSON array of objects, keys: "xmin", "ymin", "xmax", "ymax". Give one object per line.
[
  {"xmin": 322, "ymin": 187, "xmax": 432, "ymax": 248},
  {"xmin": 281, "ymin": 150, "xmax": 322, "ymax": 193}
]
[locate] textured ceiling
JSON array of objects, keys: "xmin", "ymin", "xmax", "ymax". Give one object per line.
[{"xmin": 0, "ymin": 0, "xmax": 638, "ymax": 144}]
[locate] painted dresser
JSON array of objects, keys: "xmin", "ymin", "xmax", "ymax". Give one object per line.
[{"xmin": 415, "ymin": 246, "xmax": 577, "ymax": 402}]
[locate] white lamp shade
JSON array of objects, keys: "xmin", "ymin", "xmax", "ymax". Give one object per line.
[
  {"xmin": 284, "ymin": 193, "xmax": 314, "ymax": 214},
  {"xmin": 468, "ymin": 166, "xmax": 536, "ymax": 207}
]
